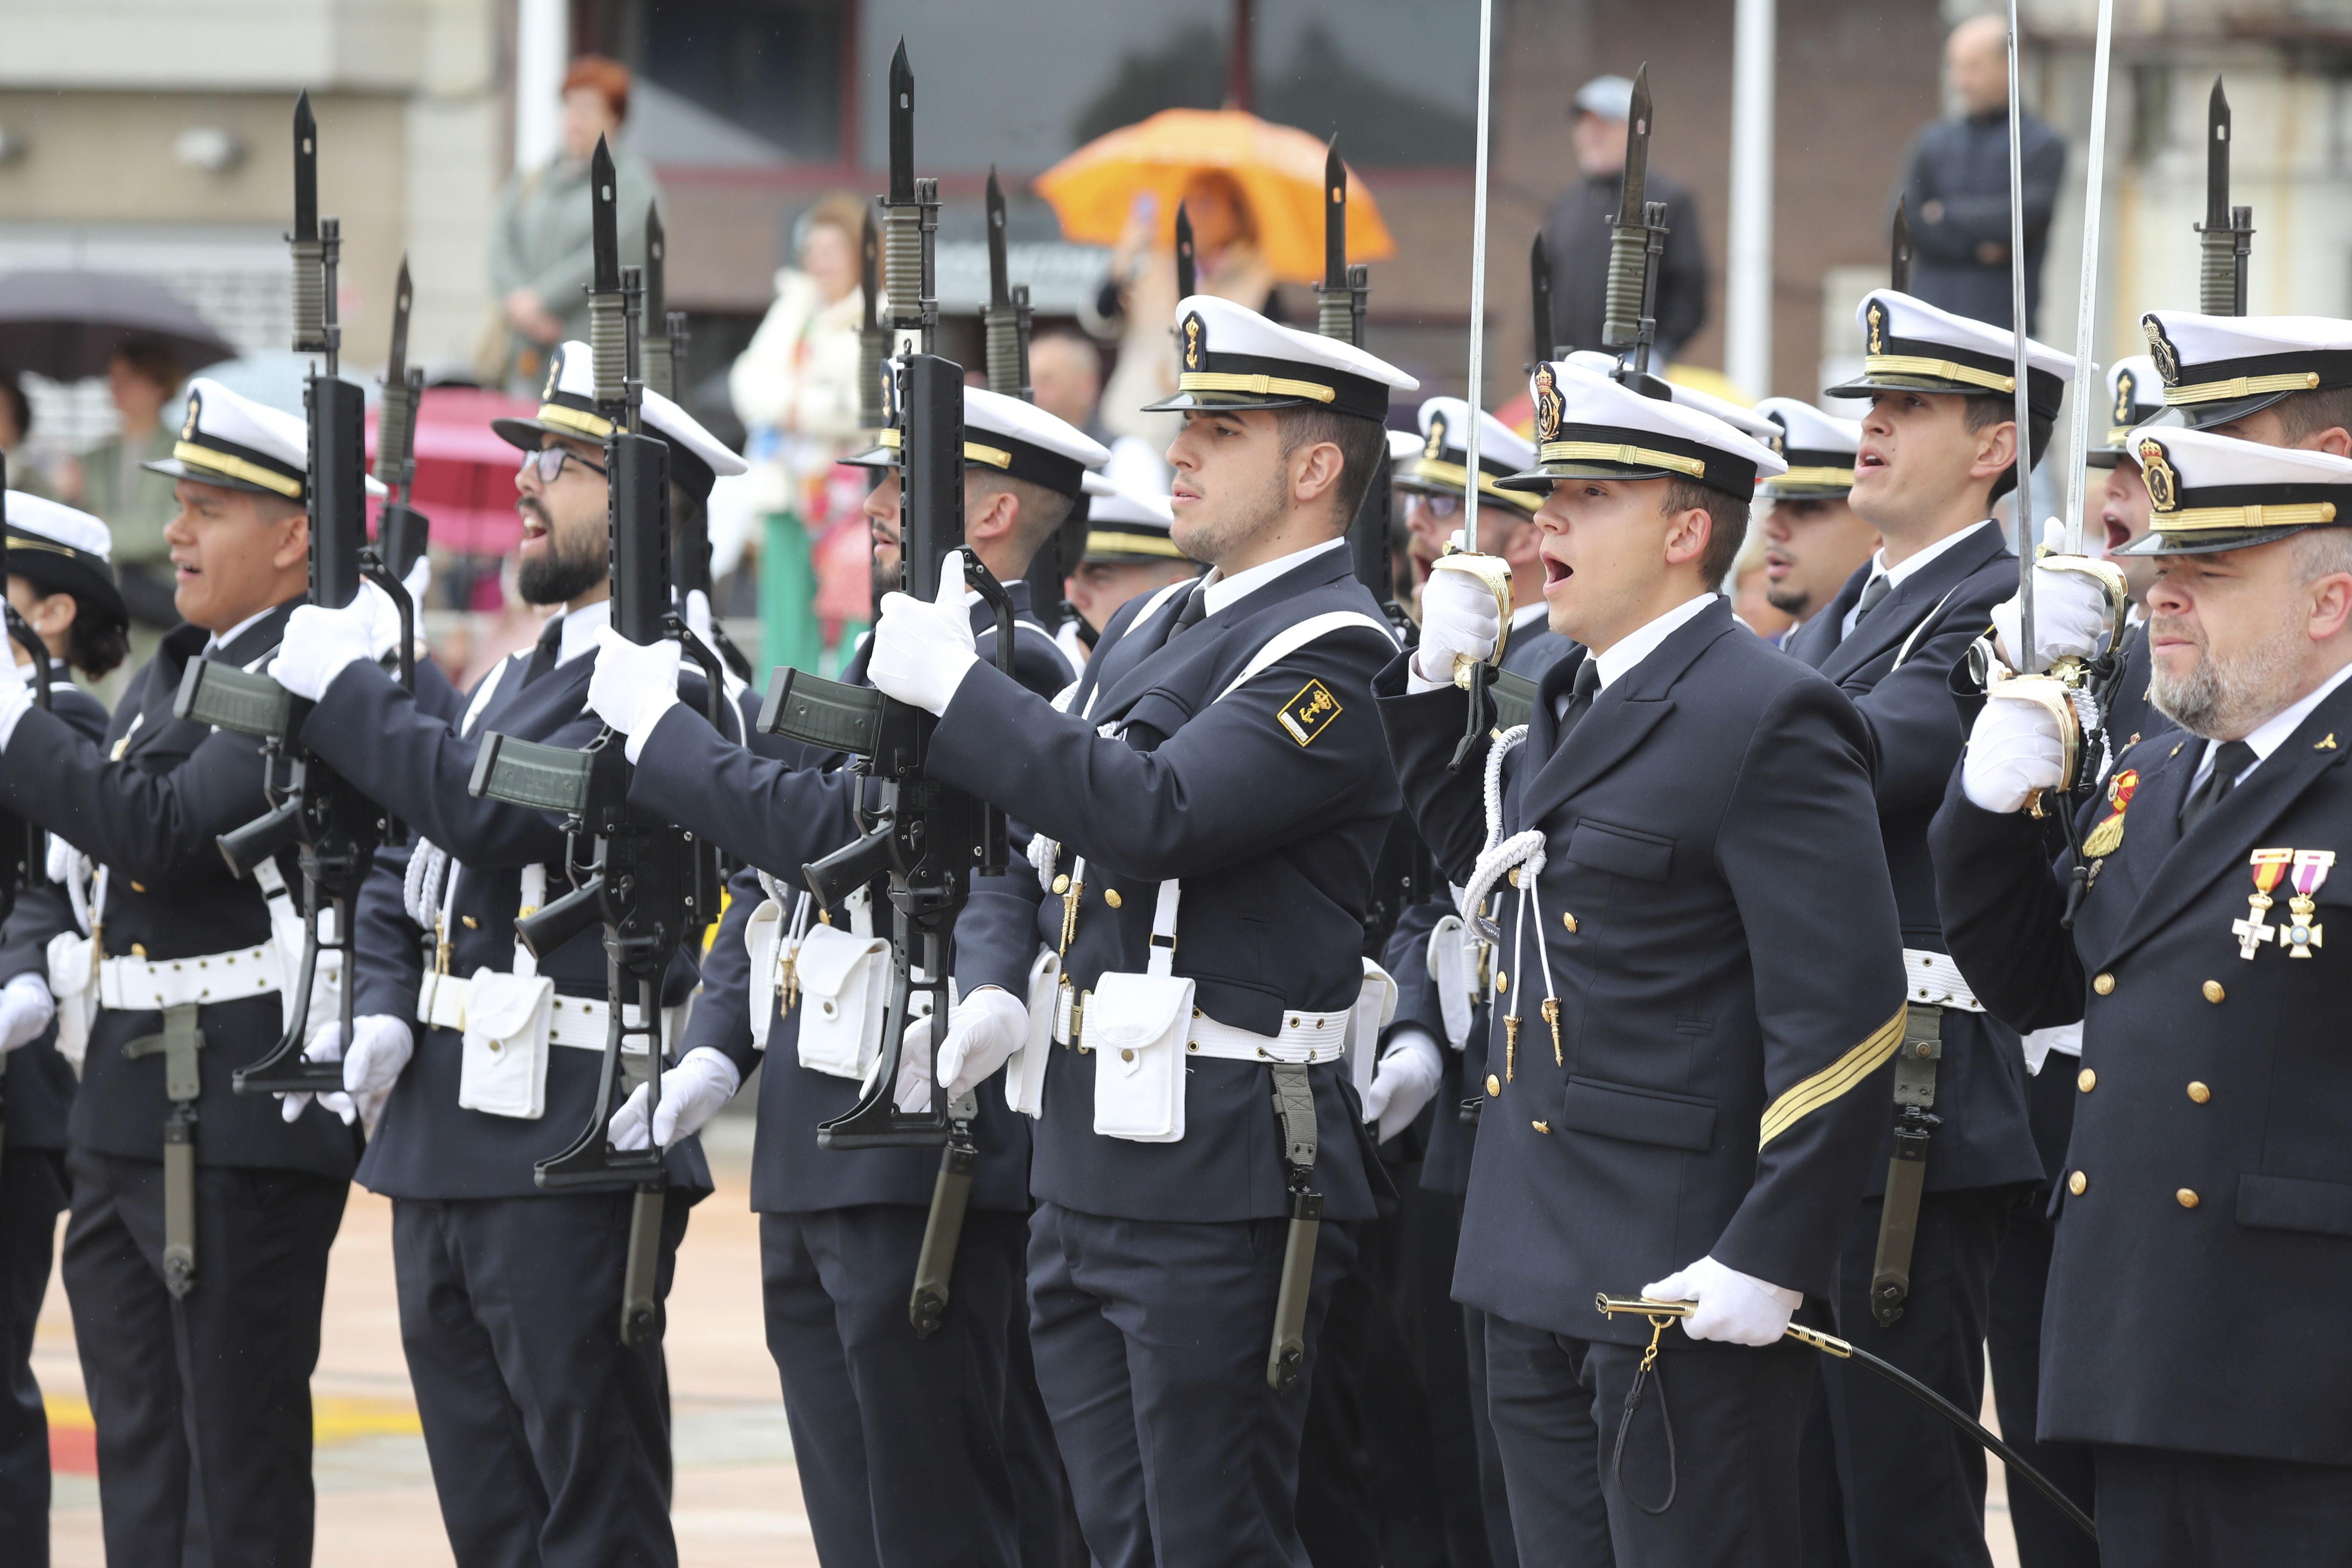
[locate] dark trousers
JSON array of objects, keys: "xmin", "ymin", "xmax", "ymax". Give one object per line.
[
  {"xmin": 761, "ymin": 1204, "xmax": 1028, "ymax": 1568},
  {"xmin": 1484, "ymin": 1313, "xmax": 1816, "ymax": 1566},
  {"xmin": 0, "ymin": 1147, "xmax": 67, "ymax": 1565},
  {"xmin": 1416, "ymin": 1188, "xmax": 1508, "ymax": 1568},
  {"xmin": 1298, "ymin": 1168, "xmax": 1447, "ymax": 1568},
  {"xmin": 1987, "ymin": 1064, "xmax": 2097, "ymax": 1568},
  {"xmin": 392, "ymin": 1189, "xmax": 692, "ymax": 1568},
  {"xmin": 1026, "ymin": 1200, "xmax": 1357, "ymax": 1568},
  {"xmin": 1461, "ymin": 1303, "xmax": 1520, "ymax": 1567},
  {"xmin": 61, "ymin": 1148, "xmax": 345, "ymax": 1568},
  {"xmin": 2092, "ymin": 1444, "xmax": 2352, "ymax": 1567},
  {"xmin": 1808, "ymin": 1187, "xmax": 2010, "ymax": 1568}
]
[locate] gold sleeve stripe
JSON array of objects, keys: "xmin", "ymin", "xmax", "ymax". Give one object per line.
[{"xmin": 1758, "ymin": 1005, "xmax": 1907, "ymax": 1149}]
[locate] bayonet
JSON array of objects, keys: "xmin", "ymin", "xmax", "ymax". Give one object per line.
[
  {"xmin": 983, "ymin": 167, "xmax": 1021, "ymax": 398},
  {"xmin": 2197, "ymin": 76, "xmax": 2254, "ymax": 316},
  {"xmin": 1600, "ymin": 64, "xmax": 1669, "ymax": 389},
  {"xmin": 1317, "ymin": 140, "xmax": 1354, "ymax": 341},
  {"xmin": 375, "ymin": 255, "xmax": 429, "ymax": 596},
  {"xmin": 290, "ymin": 92, "xmax": 332, "ymax": 360},
  {"xmin": 1616, "ymin": 67, "xmax": 1652, "ymax": 229},
  {"xmin": 1892, "ymin": 199, "xmax": 1914, "ymax": 293},
  {"xmin": 292, "ymin": 91, "xmax": 318, "ymax": 243},
  {"xmin": 1174, "ymin": 202, "xmax": 1196, "ymax": 300},
  {"xmin": 887, "ymin": 39, "xmax": 915, "ymax": 207},
  {"xmin": 879, "ymin": 39, "xmax": 938, "ymax": 352},
  {"xmin": 1531, "ymin": 233, "xmax": 1554, "ymax": 367},
  {"xmin": 588, "ymin": 136, "xmax": 626, "ymax": 407},
  {"xmin": 643, "ymin": 202, "xmax": 673, "ymax": 400},
  {"xmin": 857, "ymin": 207, "xmax": 886, "ymax": 432}
]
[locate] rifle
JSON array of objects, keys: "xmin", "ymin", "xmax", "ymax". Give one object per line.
[
  {"xmin": 643, "ymin": 203, "xmax": 672, "ymax": 401},
  {"xmin": 1891, "ymin": 197, "xmax": 1914, "ymax": 294},
  {"xmin": 173, "ymin": 90, "xmax": 422, "ymax": 1098},
  {"xmin": 754, "ymin": 40, "xmax": 1019, "ymax": 1338},
  {"xmin": 465, "ymin": 136, "xmax": 727, "ymax": 1349},
  {"xmin": 986, "ymin": 166, "xmax": 1079, "ymax": 636},
  {"xmin": 2197, "ymin": 77, "xmax": 2254, "ymax": 318},
  {"xmin": 374, "ymin": 255, "xmax": 428, "ymax": 674}
]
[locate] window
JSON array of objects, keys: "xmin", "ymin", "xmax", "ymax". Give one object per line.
[
  {"xmin": 578, "ymin": 0, "xmax": 849, "ymax": 166},
  {"xmin": 1251, "ymin": 0, "xmax": 1478, "ymax": 165}
]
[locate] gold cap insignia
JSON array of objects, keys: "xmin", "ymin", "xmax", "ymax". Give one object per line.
[
  {"xmin": 1866, "ymin": 300, "xmax": 1886, "ymax": 357},
  {"xmin": 543, "ymin": 350, "xmax": 563, "ymax": 401},
  {"xmin": 1533, "ymin": 364, "xmax": 1563, "ymax": 444},
  {"xmin": 1765, "ymin": 420, "xmax": 1786, "ymax": 457},
  {"xmin": 2143, "ymin": 315, "xmax": 2181, "ymax": 384},
  {"xmin": 2138, "ymin": 437, "xmax": 2180, "ymax": 512},
  {"xmin": 1423, "ymin": 414, "xmax": 1446, "ymax": 460},
  {"xmin": 1181, "ymin": 312, "xmax": 1205, "ymax": 372},
  {"xmin": 2113, "ymin": 368, "xmax": 2135, "ymax": 426},
  {"xmin": 180, "ymin": 392, "xmax": 200, "ymax": 441}
]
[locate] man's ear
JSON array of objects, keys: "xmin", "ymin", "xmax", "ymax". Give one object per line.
[
  {"xmin": 2306, "ymin": 426, "xmax": 2352, "ymax": 460},
  {"xmin": 1967, "ymin": 419, "xmax": 2020, "ymax": 484},
  {"xmin": 1662, "ymin": 506, "xmax": 1711, "ymax": 569},
  {"xmin": 1290, "ymin": 441, "xmax": 1346, "ymax": 510},
  {"xmin": 2309, "ymin": 570, "xmax": 2352, "ymax": 642},
  {"xmin": 968, "ymin": 485, "xmax": 1019, "ymax": 545}
]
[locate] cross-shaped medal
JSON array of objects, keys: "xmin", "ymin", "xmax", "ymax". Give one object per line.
[{"xmin": 2233, "ymin": 896, "xmax": 2276, "ymax": 959}]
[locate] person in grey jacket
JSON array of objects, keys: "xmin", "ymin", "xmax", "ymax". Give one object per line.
[
  {"xmin": 1897, "ymin": 15, "xmax": 2067, "ymax": 333},
  {"xmin": 1541, "ymin": 75, "xmax": 1709, "ymax": 368}
]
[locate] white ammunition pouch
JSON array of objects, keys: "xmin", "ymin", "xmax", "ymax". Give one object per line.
[
  {"xmin": 1426, "ymin": 911, "xmax": 1475, "ymax": 1049},
  {"xmin": 743, "ymin": 888, "xmax": 791, "ymax": 1051},
  {"xmin": 1348, "ymin": 957, "xmax": 1397, "ymax": 1101},
  {"xmin": 1902, "ymin": 948, "xmax": 1984, "ymax": 1014},
  {"xmin": 793, "ymin": 916, "xmax": 891, "ymax": 1081},
  {"xmin": 1003, "ymin": 949, "xmax": 1058, "ymax": 1118},
  {"xmin": 46, "ymin": 930, "xmax": 96, "ymax": 1072}
]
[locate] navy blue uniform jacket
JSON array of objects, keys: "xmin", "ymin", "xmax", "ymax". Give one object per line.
[
  {"xmin": 1381, "ymin": 598, "xmax": 1907, "ymax": 1343},
  {"xmin": 939, "ymin": 550, "xmax": 1398, "ymax": 1226},
  {"xmin": 1783, "ymin": 524, "xmax": 2043, "ymax": 1194},
  {"xmin": 1932, "ymin": 678, "xmax": 2352, "ymax": 1465}
]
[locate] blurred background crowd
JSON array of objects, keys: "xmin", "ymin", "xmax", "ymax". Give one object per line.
[{"xmin": 0, "ymin": 0, "xmax": 2326, "ymax": 689}]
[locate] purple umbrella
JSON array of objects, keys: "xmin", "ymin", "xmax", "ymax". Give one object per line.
[{"xmin": 0, "ymin": 270, "xmax": 237, "ymax": 381}]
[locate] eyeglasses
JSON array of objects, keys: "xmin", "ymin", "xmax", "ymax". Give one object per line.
[
  {"xmin": 1403, "ymin": 491, "xmax": 1462, "ymax": 521},
  {"xmin": 518, "ymin": 445, "xmax": 607, "ymax": 485}
]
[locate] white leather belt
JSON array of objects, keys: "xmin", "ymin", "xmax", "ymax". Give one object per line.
[
  {"xmin": 98, "ymin": 945, "xmax": 280, "ymax": 1013},
  {"xmin": 1902, "ymin": 949, "xmax": 1984, "ymax": 1014},
  {"xmin": 420, "ymin": 971, "xmax": 662, "ymax": 1054},
  {"xmin": 1052, "ymin": 983, "xmax": 1344, "ymax": 1064}
]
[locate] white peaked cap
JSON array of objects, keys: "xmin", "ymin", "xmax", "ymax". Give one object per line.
[
  {"xmin": 1147, "ymin": 294, "xmax": 1416, "ymax": 422},
  {"xmin": 1500, "ymin": 359, "xmax": 1785, "ymax": 499},
  {"xmin": 2116, "ymin": 423, "xmax": 2352, "ymax": 556},
  {"xmin": 1828, "ymin": 289, "xmax": 2074, "ymax": 421}
]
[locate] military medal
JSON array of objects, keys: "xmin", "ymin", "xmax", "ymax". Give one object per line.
[
  {"xmin": 2282, "ymin": 849, "xmax": 2334, "ymax": 957},
  {"xmin": 2082, "ymin": 769, "xmax": 2137, "ymax": 858},
  {"xmin": 2235, "ymin": 848, "xmax": 2293, "ymax": 959}
]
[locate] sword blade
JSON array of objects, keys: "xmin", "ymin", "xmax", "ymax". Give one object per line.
[
  {"xmin": 1617, "ymin": 64, "xmax": 1652, "ymax": 229},
  {"xmin": 591, "ymin": 136, "xmax": 620, "ymax": 295},
  {"xmin": 2006, "ymin": 0, "xmax": 2035, "ymax": 655},
  {"xmin": 888, "ymin": 38, "xmax": 916, "ymax": 205},
  {"xmin": 2206, "ymin": 75, "xmax": 2231, "ymax": 232},
  {"xmin": 2059, "ymin": 0, "xmax": 2117, "ymax": 555},
  {"xmin": 1323, "ymin": 140, "xmax": 1348, "ymax": 292},
  {"xmin": 293, "ymin": 91, "xmax": 318, "ymax": 242},
  {"xmin": 986, "ymin": 166, "xmax": 1010, "ymax": 310}
]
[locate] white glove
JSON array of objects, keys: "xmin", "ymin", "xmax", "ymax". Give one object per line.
[
  {"xmin": 585, "ymin": 625, "xmax": 684, "ymax": 763},
  {"xmin": 868, "ymin": 554, "xmax": 979, "ymax": 717},
  {"xmin": 1990, "ymin": 528, "xmax": 2110, "ymax": 674},
  {"xmin": 685, "ymin": 587, "xmax": 715, "ymax": 648},
  {"xmin": 608, "ymin": 1045, "xmax": 741, "ymax": 1151},
  {"xmin": 1640, "ymin": 1255, "xmax": 1801, "ymax": 1347},
  {"xmin": 352, "ymin": 556, "xmax": 432, "ymax": 665},
  {"xmin": 0, "ymin": 660, "xmax": 31, "ymax": 751},
  {"xmin": 340, "ymin": 1014, "xmax": 413, "ymax": 1097},
  {"xmin": 278, "ymin": 1022, "xmax": 359, "ymax": 1126},
  {"xmin": 1961, "ymin": 695, "xmax": 2065, "ymax": 813},
  {"xmin": 0, "ymin": 973, "xmax": 55, "ymax": 1052},
  {"xmin": 1360, "ymin": 1027, "xmax": 1444, "ymax": 1142},
  {"xmin": 270, "ymin": 599, "xmax": 379, "ymax": 701},
  {"xmin": 1409, "ymin": 540, "xmax": 1502, "ymax": 692},
  {"xmin": 893, "ymin": 986, "xmax": 1028, "ymax": 1112}
]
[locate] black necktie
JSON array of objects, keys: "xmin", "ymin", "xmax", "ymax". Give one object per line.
[
  {"xmin": 1167, "ymin": 583, "xmax": 1209, "ymax": 640},
  {"xmin": 1853, "ymin": 572, "xmax": 1892, "ymax": 625},
  {"xmin": 521, "ymin": 615, "xmax": 564, "ymax": 687},
  {"xmin": 1555, "ymin": 657, "xmax": 1602, "ymax": 745},
  {"xmin": 2179, "ymin": 740, "xmax": 2256, "ymax": 832}
]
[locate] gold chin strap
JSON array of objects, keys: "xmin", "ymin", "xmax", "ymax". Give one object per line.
[
  {"xmin": 1178, "ymin": 371, "xmax": 1335, "ymax": 404},
  {"xmin": 2149, "ymin": 502, "xmax": 2339, "ymax": 533},
  {"xmin": 171, "ymin": 442, "xmax": 303, "ymax": 499},
  {"xmin": 1537, "ymin": 441, "xmax": 1706, "ymax": 480},
  {"xmin": 1862, "ymin": 354, "xmax": 2015, "ymax": 395},
  {"xmin": 2163, "ymin": 369, "xmax": 2321, "ymax": 407},
  {"xmin": 1770, "ymin": 465, "xmax": 1856, "ymax": 491}
]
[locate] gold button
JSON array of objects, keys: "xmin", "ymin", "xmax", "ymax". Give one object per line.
[
  {"xmin": 1507, "ymin": 867, "xmax": 1521, "ymax": 887},
  {"xmin": 1562, "ymin": 912, "xmax": 1577, "ymax": 933},
  {"xmin": 1120, "ymin": 1048, "xmax": 1134, "ymax": 1063},
  {"xmin": 2077, "ymin": 1068, "xmax": 2096, "ymax": 1093},
  {"xmin": 2092, "ymin": 973, "xmax": 2115, "ymax": 995},
  {"xmin": 1495, "ymin": 971, "xmax": 1508, "ymax": 993},
  {"xmin": 1052, "ymin": 874, "xmax": 1070, "ymax": 894},
  {"xmin": 2187, "ymin": 1081, "xmax": 2211, "ymax": 1104},
  {"xmin": 2202, "ymin": 980, "xmax": 2225, "ymax": 1004},
  {"xmin": 462, "ymin": 916, "xmax": 479, "ymax": 929},
  {"xmin": 2177, "ymin": 1188, "xmax": 2200, "ymax": 1209},
  {"xmin": 131, "ymin": 943, "xmax": 147, "ymax": 957},
  {"xmin": 2068, "ymin": 1170, "xmax": 2088, "ymax": 1196},
  {"xmin": 1485, "ymin": 1074, "xmax": 1501, "ymax": 1097},
  {"xmin": 130, "ymin": 881, "xmax": 146, "ymax": 893},
  {"xmin": 1531, "ymin": 1121, "xmax": 1550, "ymax": 1133},
  {"xmin": 1104, "ymin": 889, "xmax": 1122, "ymax": 909}
]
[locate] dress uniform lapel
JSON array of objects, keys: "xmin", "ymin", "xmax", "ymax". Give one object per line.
[
  {"xmin": 1783, "ymin": 565, "xmax": 1868, "ymax": 669},
  {"xmin": 2098, "ymin": 681, "xmax": 2352, "ymax": 970},
  {"xmin": 1819, "ymin": 525, "xmax": 2005, "ymax": 685},
  {"xmin": 132, "ymin": 602, "xmax": 302, "ymax": 761},
  {"xmin": 1516, "ymin": 599, "xmax": 1730, "ymax": 829},
  {"xmin": 1092, "ymin": 551, "xmax": 1347, "ymax": 726}
]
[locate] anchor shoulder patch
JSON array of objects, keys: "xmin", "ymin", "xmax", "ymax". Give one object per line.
[{"xmin": 1278, "ymin": 678, "xmax": 1343, "ymax": 746}]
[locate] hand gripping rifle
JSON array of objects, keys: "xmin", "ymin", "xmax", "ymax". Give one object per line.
[
  {"xmin": 755, "ymin": 43, "xmax": 1019, "ymax": 1338},
  {"xmin": 464, "ymin": 137, "xmax": 728, "ymax": 1350},
  {"xmin": 174, "ymin": 91, "xmax": 423, "ymax": 1099}
]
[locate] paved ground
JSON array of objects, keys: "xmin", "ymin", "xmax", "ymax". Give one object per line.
[{"xmin": 37, "ymin": 1111, "xmax": 2025, "ymax": 1563}]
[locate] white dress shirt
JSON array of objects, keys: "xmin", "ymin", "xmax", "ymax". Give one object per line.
[
  {"xmin": 2189, "ymin": 656, "xmax": 2352, "ymax": 791},
  {"xmin": 553, "ymin": 597, "xmax": 613, "ymax": 669},
  {"xmin": 1195, "ymin": 535, "xmax": 1347, "ymax": 617}
]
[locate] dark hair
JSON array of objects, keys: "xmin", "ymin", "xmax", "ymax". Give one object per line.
[
  {"xmin": 1662, "ymin": 477, "xmax": 1752, "ymax": 591},
  {"xmin": 67, "ymin": 612, "xmax": 128, "ymax": 680},
  {"xmin": 1275, "ymin": 407, "xmax": 1389, "ymax": 536},
  {"xmin": 1961, "ymin": 394, "xmax": 2053, "ymax": 503},
  {"xmin": 112, "ymin": 336, "xmax": 186, "ymax": 396},
  {"xmin": 563, "ymin": 55, "xmax": 631, "ymax": 123},
  {"xmin": 969, "ymin": 470, "xmax": 1074, "ymax": 570},
  {"xmin": 0, "ymin": 377, "xmax": 30, "ymax": 442},
  {"xmin": 2269, "ymin": 386, "xmax": 2352, "ymax": 447}
]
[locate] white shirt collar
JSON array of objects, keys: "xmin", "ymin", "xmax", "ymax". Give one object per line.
[
  {"xmin": 555, "ymin": 598, "xmax": 612, "ymax": 668},
  {"xmin": 2192, "ymin": 657, "xmax": 2352, "ymax": 788},
  {"xmin": 1592, "ymin": 593, "xmax": 1717, "ymax": 691},
  {"xmin": 203, "ymin": 605, "xmax": 280, "ymax": 654},
  {"xmin": 1510, "ymin": 600, "xmax": 1550, "ymax": 631},
  {"xmin": 1842, "ymin": 519, "xmax": 1994, "ymax": 637},
  {"xmin": 1199, "ymin": 536, "xmax": 1347, "ymax": 616}
]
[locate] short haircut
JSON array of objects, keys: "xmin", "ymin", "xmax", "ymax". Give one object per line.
[
  {"xmin": 1275, "ymin": 406, "xmax": 1388, "ymax": 536},
  {"xmin": 969, "ymin": 469, "xmax": 1073, "ymax": 568},
  {"xmin": 1961, "ymin": 394, "xmax": 2053, "ymax": 503},
  {"xmin": 1663, "ymin": 477, "xmax": 1751, "ymax": 591},
  {"xmin": 0, "ymin": 377, "xmax": 28, "ymax": 441},
  {"xmin": 2269, "ymin": 386, "xmax": 2352, "ymax": 447},
  {"xmin": 112, "ymin": 336, "xmax": 185, "ymax": 396},
  {"xmin": 2291, "ymin": 524, "xmax": 2352, "ymax": 582},
  {"xmin": 564, "ymin": 55, "xmax": 631, "ymax": 123}
]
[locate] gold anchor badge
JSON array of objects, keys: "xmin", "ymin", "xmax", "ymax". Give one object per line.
[
  {"xmin": 1423, "ymin": 414, "xmax": 1446, "ymax": 461},
  {"xmin": 1866, "ymin": 300, "xmax": 1886, "ymax": 356},
  {"xmin": 1181, "ymin": 313, "xmax": 1204, "ymax": 371},
  {"xmin": 2138, "ymin": 438, "xmax": 2180, "ymax": 513},
  {"xmin": 180, "ymin": 394, "xmax": 200, "ymax": 441}
]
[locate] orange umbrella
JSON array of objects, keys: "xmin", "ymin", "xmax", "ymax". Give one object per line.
[{"xmin": 1036, "ymin": 108, "xmax": 1395, "ymax": 285}]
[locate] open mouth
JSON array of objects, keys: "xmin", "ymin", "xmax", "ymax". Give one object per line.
[
  {"xmin": 2104, "ymin": 516, "xmax": 2131, "ymax": 553},
  {"xmin": 172, "ymin": 556, "xmax": 199, "ymax": 581},
  {"xmin": 1763, "ymin": 548, "xmax": 1792, "ymax": 579},
  {"xmin": 518, "ymin": 504, "xmax": 551, "ymax": 549},
  {"xmin": 1855, "ymin": 447, "xmax": 1890, "ymax": 474},
  {"xmin": 1543, "ymin": 554, "xmax": 1573, "ymax": 591}
]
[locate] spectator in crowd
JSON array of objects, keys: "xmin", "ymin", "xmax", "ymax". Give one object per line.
[
  {"xmin": 1729, "ymin": 536, "xmax": 1795, "ymax": 643},
  {"xmin": 1898, "ymin": 15, "xmax": 2065, "ymax": 331},
  {"xmin": 728, "ymin": 192, "xmax": 871, "ymax": 675},
  {"xmin": 72, "ymin": 337, "xmax": 184, "ymax": 647},
  {"xmin": 486, "ymin": 55, "xmax": 663, "ymax": 396},
  {"xmin": 0, "ymin": 377, "xmax": 51, "ymax": 499},
  {"xmin": 1030, "ymin": 328, "xmax": 1109, "ymax": 446},
  {"xmin": 1087, "ymin": 173, "xmax": 1280, "ymax": 446},
  {"xmin": 1543, "ymin": 75, "xmax": 1709, "ymax": 367}
]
